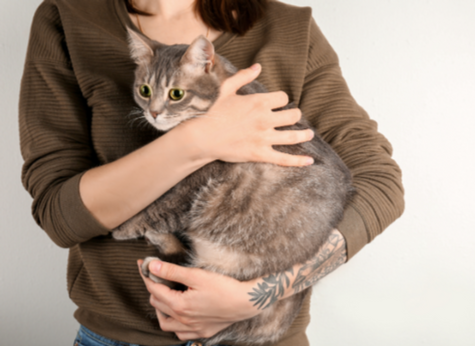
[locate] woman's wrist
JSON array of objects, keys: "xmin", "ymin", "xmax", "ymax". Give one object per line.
[
  {"xmin": 161, "ymin": 122, "xmax": 215, "ymax": 172},
  {"xmin": 171, "ymin": 117, "xmax": 217, "ymax": 165}
]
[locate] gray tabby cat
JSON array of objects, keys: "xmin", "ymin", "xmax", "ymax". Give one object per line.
[{"xmin": 112, "ymin": 28, "xmax": 354, "ymax": 346}]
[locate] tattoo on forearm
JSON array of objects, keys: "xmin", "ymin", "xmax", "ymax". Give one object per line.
[
  {"xmin": 292, "ymin": 230, "xmax": 347, "ymax": 294},
  {"xmin": 248, "ymin": 230, "xmax": 347, "ymax": 310},
  {"xmin": 248, "ymin": 268, "xmax": 294, "ymax": 310}
]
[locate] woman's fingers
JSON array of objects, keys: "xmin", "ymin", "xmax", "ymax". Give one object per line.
[
  {"xmin": 221, "ymin": 64, "xmax": 289, "ymax": 110},
  {"xmin": 261, "ymin": 91, "xmax": 290, "ymax": 111},
  {"xmin": 151, "ymin": 293, "xmax": 232, "ymax": 340},
  {"xmin": 272, "ymin": 107, "xmax": 302, "ymax": 127},
  {"xmin": 148, "ymin": 259, "xmax": 198, "ymax": 288},
  {"xmin": 221, "ymin": 63, "xmax": 262, "ymax": 95},
  {"xmin": 182, "ymin": 63, "xmax": 315, "ymax": 167},
  {"xmin": 155, "ymin": 309, "xmax": 196, "ymax": 333},
  {"xmin": 174, "ymin": 332, "xmax": 202, "ymax": 342},
  {"xmin": 175, "ymin": 329, "xmax": 227, "ymax": 341},
  {"xmin": 149, "ymin": 295, "xmax": 180, "ymax": 321},
  {"xmin": 174, "ymin": 323, "xmax": 232, "ymax": 341},
  {"xmin": 137, "ymin": 261, "xmax": 185, "ymax": 310},
  {"xmin": 272, "ymin": 128, "xmax": 315, "ymax": 146},
  {"xmin": 137, "ymin": 259, "xmax": 258, "ymax": 340},
  {"xmin": 267, "ymin": 150, "xmax": 314, "ymax": 167}
]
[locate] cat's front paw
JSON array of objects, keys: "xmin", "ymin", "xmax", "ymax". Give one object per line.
[
  {"xmin": 141, "ymin": 256, "xmax": 185, "ymax": 291},
  {"xmin": 141, "ymin": 256, "xmax": 163, "ymax": 284}
]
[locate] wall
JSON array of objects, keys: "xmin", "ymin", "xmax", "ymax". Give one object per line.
[{"xmin": 1, "ymin": 0, "xmax": 474, "ymax": 345}]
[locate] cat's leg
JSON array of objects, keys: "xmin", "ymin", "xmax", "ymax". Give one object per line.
[
  {"xmin": 144, "ymin": 230, "xmax": 188, "ymax": 263},
  {"xmin": 112, "ymin": 203, "xmax": 189, "ymax": 263},
  {"xmin": 112, "ymin": 208, "xmax": 155, "ymax": 240},
  {"xmin": 113, "ymin": 166, "xmax": 218, "ymax": 242},
  {"xmin": 112, "ymin": 191, "xmax": 188, "ymax": 242}
]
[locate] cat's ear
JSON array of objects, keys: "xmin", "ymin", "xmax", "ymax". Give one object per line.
[
  {"xmin": 181, "ymin": 35, "xmax": 215, "ymax": 73},
  {"xmin": 127, "ymin": 27, "xmax": 155, "ymax": 64}
]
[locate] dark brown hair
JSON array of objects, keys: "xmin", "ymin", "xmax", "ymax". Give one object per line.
[{"xmin": 125, "ymin": 0, "xmax": 268, "ymax": 36}]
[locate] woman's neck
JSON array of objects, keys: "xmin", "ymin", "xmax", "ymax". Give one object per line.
[
  {"xmin": 129, "ymin": 0, "xmax": 222, "ymax": 45},
  {"xmin": 132, "ymin": 0, "xmax": 196, "ymax": 20}
]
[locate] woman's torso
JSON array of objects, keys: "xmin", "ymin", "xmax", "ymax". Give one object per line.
[{"xmin": 28, "ymin": 0, "xmax": 315, "ymax": 344}]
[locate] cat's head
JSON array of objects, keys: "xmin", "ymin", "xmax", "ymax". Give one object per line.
[{"xmin": 127, "ymin": 28, "xmax": 230, "ymax": 131}]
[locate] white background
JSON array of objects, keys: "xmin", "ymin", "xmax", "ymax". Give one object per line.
[{"xmin": 1, "ymin": 0, "xmax": 474, "ymax": 345}]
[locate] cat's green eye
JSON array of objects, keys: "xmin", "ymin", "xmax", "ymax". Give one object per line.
[
  {"xmin": 169, "ymin": 88, "xmax": 185, "ymax": 101},
  {"xmin": 139, "ymin": 84, "xmax": 152, "ymax": 98}
]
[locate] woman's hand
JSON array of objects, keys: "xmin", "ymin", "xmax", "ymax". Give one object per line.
[
  {"xmin": 137, "ymin": 259, "xmax": 261, "ymax": 341},
  {"xmin": 137, "ymin": 230, "xmax": 347, "ymax": 341},
  {"xmin": 175, "ymin": 63, "xmax": 315, "ymax": 167}
]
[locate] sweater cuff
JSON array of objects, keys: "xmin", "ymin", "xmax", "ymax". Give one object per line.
[
  {"xmin": 59, "ymin": 172, "xmax": 111, "ymax": 243},
  {"xmin": 337, "ymin": 204, "xmax": 369, "ymax": 260}
]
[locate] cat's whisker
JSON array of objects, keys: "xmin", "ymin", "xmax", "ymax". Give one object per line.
[
  {"xmin": 126, "ymin": 107, "xmax": 144, "ymax": 117},
  {"xmin": 137, "ymin": 118, "xmax": 152, "ymax": 129},
  {"xmin": 125, "ymin": 109, "xmax": 146, "ymax": 125},
  {"xmin": 127, "ymin": 114, "xmax": 150, "ymax": 129},
  {"xmin": 128, "ymin": 111, "xmax": 144, "ymax": 118},
  {"xmin": 126, "ymin": 108, "xmax": 148, "ymax": 124},
  {"xmin": 126, "ymin": 113, "xmax": 144, "ymax": 123}
]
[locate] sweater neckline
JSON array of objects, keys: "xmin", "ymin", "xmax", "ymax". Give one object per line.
[{"xmin": 112, "ymin": 0, "xmax": 236, "ymax": 52}]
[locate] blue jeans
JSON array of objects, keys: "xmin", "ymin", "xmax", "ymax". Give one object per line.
[{"xmin": 73, "ymin": 325, "xmax": 204, "ymax": 346}]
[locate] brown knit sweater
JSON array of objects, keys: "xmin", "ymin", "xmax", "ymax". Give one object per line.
[{"xmin": 19, "ymin": 0, "xmax": 404, "ymax": 345}]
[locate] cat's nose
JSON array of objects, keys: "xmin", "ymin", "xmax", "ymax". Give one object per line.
[{"xmin": 150, "ymin": 111, "xmax": 159, "ymax": 119}]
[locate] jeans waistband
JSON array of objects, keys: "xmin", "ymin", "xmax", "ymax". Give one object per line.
[{"xmin": 74, "ymin": 324, "xmax": 205, "ymax": 346}]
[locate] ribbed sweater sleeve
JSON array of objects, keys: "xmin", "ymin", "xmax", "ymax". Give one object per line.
[
  {"xmin": 19, "ymin": 2, "xmax": 110, "ymax": 248},
  {"xmin": 300, "ymin": 17, "xmax": 405, "ymax": 259}
]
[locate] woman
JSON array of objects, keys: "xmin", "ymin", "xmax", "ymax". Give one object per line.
[{"xmin": 19, "ymin": 0, "xmax": 404, "ymax": 345}]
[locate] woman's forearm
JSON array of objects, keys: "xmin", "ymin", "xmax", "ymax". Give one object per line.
[
  {"xmin": 80, "ymin": 125, "xmax": 212, "ymax": 230},
  {"xmin": 247, "ymin": 229, "xmax": 347, "ymax": 309}
]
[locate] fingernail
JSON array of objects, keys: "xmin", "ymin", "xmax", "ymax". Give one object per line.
[
  {"xmin": 152, "ymin": 261, "xmax": 162, "ymax": 273},
  {"xmin": 250, "ymin": 63, "xmax": 260, "ymax": 71},
  {"xmin": 306, "ymin": 157, "xmax": 314, "ymax": 165}
]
